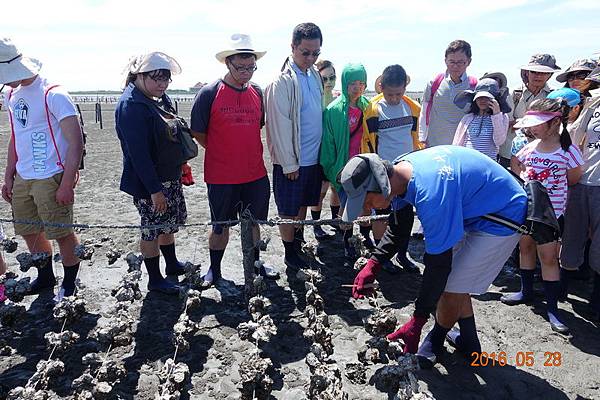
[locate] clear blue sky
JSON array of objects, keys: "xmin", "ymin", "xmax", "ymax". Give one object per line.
[{"xmin": 3, "ymin": 0, "xmax": 599, "ymax": 92}]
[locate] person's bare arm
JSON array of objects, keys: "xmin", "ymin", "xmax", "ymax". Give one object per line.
[
  {"xmin": 567, "ymin": 166, "xmax": 583, "ymax": 186},
  {"xmin": 55, "ymin": 115, "xmax": 84, "ymax": 205},
  {"xmin": 191, "ymin": 130, "xmax": 207, "ymax": 148},
  {"xmin": 1, "ymin": 135, "xmax": 17, "ymax": 203},
  {"xmin": 510, "ymin": 155, "xmax": 524, "ymax": 174}
]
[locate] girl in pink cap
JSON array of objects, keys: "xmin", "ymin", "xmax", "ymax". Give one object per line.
[{"xmin": 501, "ymin": 97, "xmax": 584, "ymax": 334}]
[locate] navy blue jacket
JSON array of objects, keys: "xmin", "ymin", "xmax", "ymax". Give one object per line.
[{"xmin": 115, "ymin": 83, "xmax": 185, "ymax": 199}]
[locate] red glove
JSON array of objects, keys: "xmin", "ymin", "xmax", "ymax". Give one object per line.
[
  {"xmin": 387, "ymin": 315, "xmax": 428, "ymax": 354},
  {"xmin": 181, "ymin": 163, "xmax": 195, "ymax": 186},
  {"xmin": 352, "ymin": 258, "xmax": 382, "ymax": 299}
]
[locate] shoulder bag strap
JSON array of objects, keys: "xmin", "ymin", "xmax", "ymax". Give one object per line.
[
  {"xmin": 44, "ymin": 84, "xmax": 64, "ymax": 169},
  {"xmin": 6, "ymin": 89, "xmax": 18, "ymax": 164},
  {"xmin": 482, "ymin": 213, "xmax": 530, "ymax": 235},
  {"xmin": 425, "ymin": 73, "xmax": 445, "ymax": 126}
]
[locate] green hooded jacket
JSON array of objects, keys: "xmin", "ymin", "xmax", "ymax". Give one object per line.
[{"xmin": 320, "ymin": 63, "xmax": 370, "ymax": 192}]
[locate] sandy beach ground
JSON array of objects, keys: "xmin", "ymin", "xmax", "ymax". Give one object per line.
[{"xmin": 0, "ymin": 102, "xmax": 599, "ymax": 399}]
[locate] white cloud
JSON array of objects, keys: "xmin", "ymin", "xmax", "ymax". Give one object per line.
[{"xmin": 2, "ymin": 0, "xmax": 594, "ymax": 91}]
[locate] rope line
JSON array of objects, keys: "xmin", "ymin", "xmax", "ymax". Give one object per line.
[{"xmin": 0, "ymin": 214, "xmax": 391, "ymax": 231}]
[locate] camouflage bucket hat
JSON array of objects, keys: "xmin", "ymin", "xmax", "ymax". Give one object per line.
[
  {"xmin": 556, "ymin": 59, "xmax": 598, "ymax": 82},
  {"xmin": 586, "ymin": 66, "xmax": 600, "ymax": 83},
  {"xmin": 521, "ymin": 54, "xmax": 561, "ymax": 73}
]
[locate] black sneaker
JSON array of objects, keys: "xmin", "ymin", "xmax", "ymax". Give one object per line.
[
  {"xmin": 27, "ymin": 277, "xmax": 57, "ymax": 295},
  {"xmin": 148, "ymin": 279, "xmax": 180, "ymax": 295},
  {"xmin": 165, "ymin": 261, "xmax": 187, "ymax": 276},
  {"xmin": 284, "ymin": 256, "xmax": 307, "ymax": 272}
]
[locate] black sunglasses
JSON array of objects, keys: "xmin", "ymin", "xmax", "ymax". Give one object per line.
[
  {"xmin": 322, "ymin": 75, "xmax": 336, "ymax": 83},
  {"xmin": 567, "ymin": 71, "xmax": 589, "ymax": 80},
  {"xmin": 297, "ymin": 48, "xmax": 320, "ymax": 58}
]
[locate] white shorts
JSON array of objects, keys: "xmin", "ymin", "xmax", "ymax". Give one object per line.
[{"xmin": 445, "ymin": 231, "xmax": 520, "ymax": 294}]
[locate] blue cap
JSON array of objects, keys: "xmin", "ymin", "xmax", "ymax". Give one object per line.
[{"xmin": 547, "ymin": 87, "xmax": 581, "ymax": 107}]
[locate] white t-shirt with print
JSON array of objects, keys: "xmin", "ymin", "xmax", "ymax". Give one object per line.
[
  {"xmin": 7, "ymin": 76, "xmax": 77, "ymax": 180},
  {"xmin": 516, "ymin": 141, "xmax": 584, "ymax": 217}
]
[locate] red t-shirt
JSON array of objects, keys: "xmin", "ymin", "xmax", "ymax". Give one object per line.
[
  {"xmin": 348, "ymin": 106, "xmax": 363, "ymax": 158},
  {"xmin": 190, "ymin": 80, "xmax": 267, "ymax": 184}
]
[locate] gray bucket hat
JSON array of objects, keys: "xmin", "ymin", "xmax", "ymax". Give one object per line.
[
  {"xmin": 453, "ymin": 78, "xmax": 512, "ymax": 113},
  {"xmin": 481, "ymin": 71, "xmax": 507, "ymax": 89},
  {"xmin": 521, "ymin": 54, "xmax": 561, "ymax": 73},
  {"xmin": 556, "ymin": 59, "xmax": 598, "ymax": 82},
  {"xmin": 338, "ymin": 154, "xmax": 392, "ymax": 222},
  {"xmin": 586, "ymin": 66, "xmax": 600, "ymax": 83}
]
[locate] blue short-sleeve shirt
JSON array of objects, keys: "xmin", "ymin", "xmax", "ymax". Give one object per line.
[{"xmin": 396, "ymin": 146, "xmax": 527, "ymax": 254}]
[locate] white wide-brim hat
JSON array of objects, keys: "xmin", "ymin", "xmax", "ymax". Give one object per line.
[
  {"xmin": 215, "ymin": 33, "xmax": 266, "ymax": 64},
  {"xmin": 126, "ymin": 51, "xmax": 182, "ymax": 75},
  {"xmin": 0, "ymin": 38, "xmax": 42, "ymax": 84},
  {"xmin": 513, "ymin": 111, "xmax": 562, "ymax": 129}
]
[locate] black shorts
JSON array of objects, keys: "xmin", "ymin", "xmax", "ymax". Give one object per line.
[
  {"xmin": 273, "ymin": 164, "xmax": 322, "ymax": 216},
  {"xmin": 207, "ymin": 175, "xmax": 270, "ymax": 234},
  {"xmin": 528, "ymin": 215, "xmax": 564, "ymax": 245}
]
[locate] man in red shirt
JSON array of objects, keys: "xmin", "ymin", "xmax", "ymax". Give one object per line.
[{"xmin": 191, "ymin": 34, "xmax": 277, "ymax": 286}]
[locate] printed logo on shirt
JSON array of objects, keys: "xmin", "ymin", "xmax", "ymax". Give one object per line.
[
  {"xmin": 431, "ymin": 149, "xmax": 455, "ymax": 180},
  {"xmin": 14, "ymin": 98, "xmax": 29, "ymax": 128},
  {"xmin": 587, "ymin": 131, "xmax": 600, "ymax": 148},
  {"xmin": 218, "ymin": 105, "xmax": 261, "ymax": 126},
  {"xmin": 525, "ymin": 156, "xmax": 561, "ymax": 178},
  {"xmin": 31, "ymin": 131, "xmax": 48, "ymax": 173}
]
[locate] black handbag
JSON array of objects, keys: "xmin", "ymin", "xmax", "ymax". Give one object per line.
[{"xmin": 153, "ymin": 99, "xmax": 198, "ymax": 161}]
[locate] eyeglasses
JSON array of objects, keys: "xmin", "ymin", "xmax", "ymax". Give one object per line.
[
  {"xmin": 297, "ymin": 48, "xmax": 320, "ymax": 58},
  {"xmin": 230, "ymin": 63, "xmax": 258, "ymax": 73},
  {"xmin": 322, "ymin": 75, "xmax": 336, "ymax": 83},
  {"xmin": 148, "ymin": 75, "xmax": 172, "ymax": 84},
  {"xmin": 567, "ymin": 71, "xmax": 589, "ymax": 81},
  {"xmin": 446, "ymin": 60, "xmax": 467, "ymax": 67}
]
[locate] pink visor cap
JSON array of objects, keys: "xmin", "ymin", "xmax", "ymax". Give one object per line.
[{"xmin": 513, "ymin": 111, "xmax": 561, "ymax": 129}]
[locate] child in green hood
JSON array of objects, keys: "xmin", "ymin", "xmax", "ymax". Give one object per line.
[{"xmin": 320, "ymin": 63, "xmax": 372, "ymax": 264}]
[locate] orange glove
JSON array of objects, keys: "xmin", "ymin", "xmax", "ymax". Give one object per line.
[{"xmin": 181, "ymin": 163, "xmax": 195, "ymax": 186}]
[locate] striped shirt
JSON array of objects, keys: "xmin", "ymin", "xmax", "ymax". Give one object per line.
[
  {"xmin": 464, "ymin": 115, "xmax": 496, "ymax": 159},
  {"xmin": 517, "ymin": 141, "xmax": 584, "ymax": 216}
]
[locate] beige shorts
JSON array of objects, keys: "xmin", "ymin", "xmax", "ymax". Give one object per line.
[{"xmin": 12, "ymin": 173, "xmax": 73, "ymax": 240}]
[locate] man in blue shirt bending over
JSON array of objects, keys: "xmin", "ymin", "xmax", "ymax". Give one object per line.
[{"xmin": 341, "ymin": 146, "xmax": 527, "ymax": 366}]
